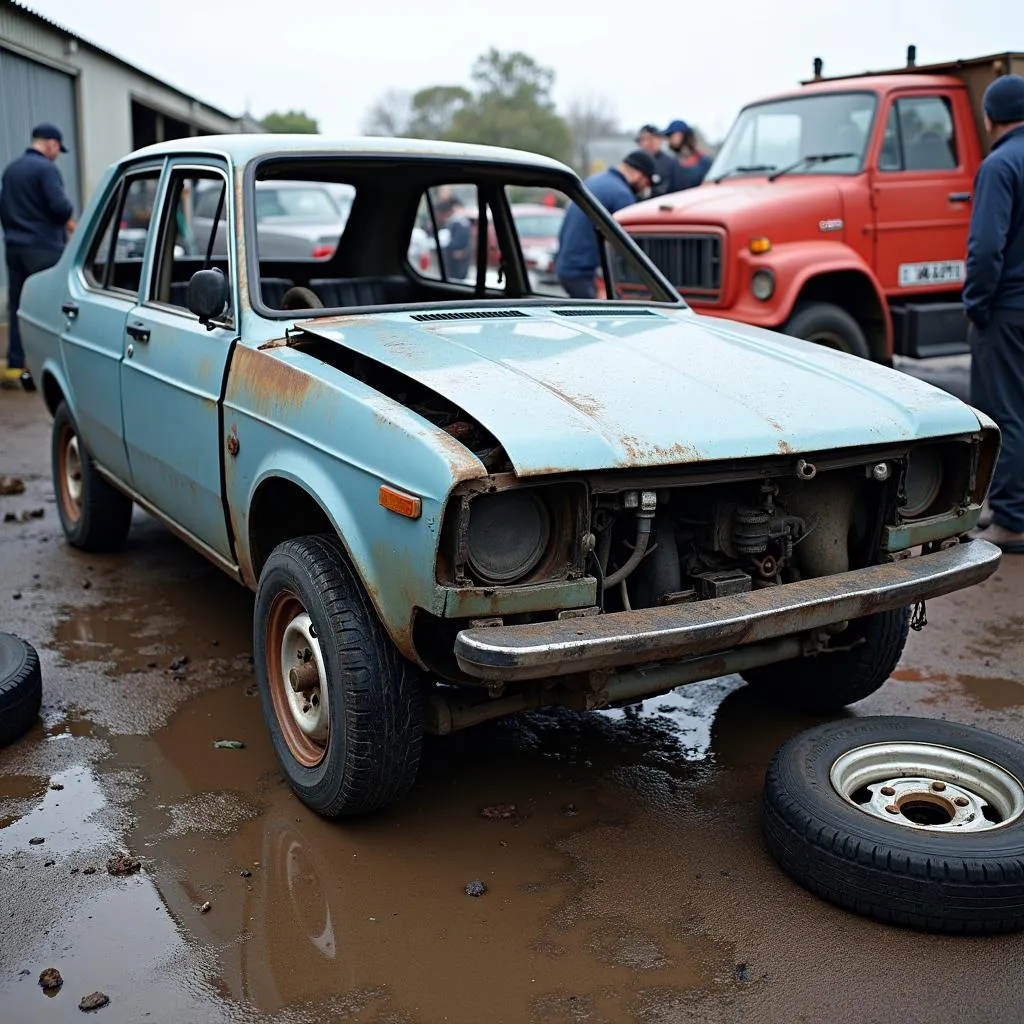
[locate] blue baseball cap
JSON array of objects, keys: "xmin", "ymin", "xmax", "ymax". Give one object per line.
[
  {"xmin": 32, "ymin": 122, "xmax": 68, "ymax": 153},
  {"xmin": 662, "ymin": 119, "xmax": 691, "ymax": 135}
]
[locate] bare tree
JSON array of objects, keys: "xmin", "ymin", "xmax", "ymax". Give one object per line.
[
  {"xmin": 566, "ymin": 94, "xmax": 620, "ymax": 175},
  {"xmin": 362, "ymin": 89, "xmax": 413, "ymax": 137}
]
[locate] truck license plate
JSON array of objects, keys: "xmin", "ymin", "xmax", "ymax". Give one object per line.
[{"xmin": 898, "ymin": 260, "xmax": 965, "ymax": 286}]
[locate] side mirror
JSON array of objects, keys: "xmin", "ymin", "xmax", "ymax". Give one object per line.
[{"xmin": 187, "ymin": 268, "xmax": 229, "ymax": 325}]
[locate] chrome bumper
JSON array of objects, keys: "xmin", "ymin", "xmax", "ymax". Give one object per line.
[{"xmin": 454, "ymin": 540, "xmax": 1001, "ymax": 681}]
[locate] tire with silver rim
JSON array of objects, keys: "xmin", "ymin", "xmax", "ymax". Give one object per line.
[
  {"xmin": 253, "ymin": 534, "xmax": 423, "ymax": 817},
  {"xmin": 763, "ymin": 716, "xmax": 1024, "ymax": 933},
  {"xmin": 51, "ymin": 402, "xmax": 133, "ymax": 551}
]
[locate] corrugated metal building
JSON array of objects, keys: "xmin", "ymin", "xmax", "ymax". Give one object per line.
[{"xmin": 1, "ymin": 0, "xmax": 261, "ymax": 339}]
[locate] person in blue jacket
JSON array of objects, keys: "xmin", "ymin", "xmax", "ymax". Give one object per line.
[
  {"xmin": 966, "ymin": 75, "xmax": 1024, "ymax": 554},
  {"xmin": 663, "ymin": 119, "xmax": 712, "ymax": 190},
  {"xmin": 0, "ymin": 123, "xmax": 75, "ymax": 388},
  {"xmin": 555, "ymin": 150, "xmax": 656, "ymax": 299}
]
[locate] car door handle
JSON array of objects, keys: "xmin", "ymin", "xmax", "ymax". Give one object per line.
[
  {"xmin": 948, "ymin": 191, "xmax": 972, "ymax": 203},
  {"xmin": 61, "ymin": 301, "xmax": 79, "ymax": 318},
  {"xmin": 126, "ymin": 321, "xmax": 150, "ymax": 343}
]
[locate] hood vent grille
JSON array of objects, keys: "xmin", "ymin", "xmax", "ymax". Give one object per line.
[
  {"xmin": 411, "ymin": 310, "xmax": 529, "ymax": 322},
  {"xmin": 555, "ymin": 308, "xmax": 661, "ymax": 317}
]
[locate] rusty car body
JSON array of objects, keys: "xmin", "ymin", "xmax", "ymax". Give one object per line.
[{"xmin": 18, "ymin": 135, "xmax": 1001, "ymax": 816}]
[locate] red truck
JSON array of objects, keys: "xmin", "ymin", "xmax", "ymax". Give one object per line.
[{"xmin": 615, "ymin": 49, "xmax": 1024, "ymax": 362}]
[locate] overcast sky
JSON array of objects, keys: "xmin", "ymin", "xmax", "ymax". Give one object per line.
[{"xmin": 27, "ymin": 0, "xmax": 1024, "ymax": 142}]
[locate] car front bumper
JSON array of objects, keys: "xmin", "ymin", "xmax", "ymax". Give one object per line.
[{"xmin": 454, "ymin": 540, "xmax": 1001, "ymax": 681}]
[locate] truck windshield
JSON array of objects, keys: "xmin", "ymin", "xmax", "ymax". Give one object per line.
[{"xmin": 708, "ymin": 91, "xmax": 877, "ymax": 182}]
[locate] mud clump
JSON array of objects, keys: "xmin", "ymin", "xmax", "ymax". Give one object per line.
[
  {"xmin": 38, "ymin": 968, "xmax": 63, "ymax": 991},
  {"xmin": 480, "ymin": 803, "xmax": 516, "ymax": 820},
  {"xmin": 79, "ymin": 991, "xmax": 109, "ymax": 1012},
  {"xmin": 106, "ymin": 854, "xmax": 141, "ymax": 877},
  {"xmin": 0, "ymin": 475, "xmax": 26, "ymax": 495}
]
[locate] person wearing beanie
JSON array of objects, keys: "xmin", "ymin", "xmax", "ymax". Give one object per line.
[
  {"xmin": 965, "ymin": 73, "xmax": 1024, "ymax": 553},
  {"xmin": 554, "ymin": 150, "xmax": 656, "ymax": 299}
]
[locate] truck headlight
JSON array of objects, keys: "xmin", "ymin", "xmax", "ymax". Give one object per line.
[
  {"xmin": 751, "ymin": 269, "xmax": 775, "ymax": 301},
  {"xmin": 467, "ymin": 491, "xmax": 551, "ymax": 584}
]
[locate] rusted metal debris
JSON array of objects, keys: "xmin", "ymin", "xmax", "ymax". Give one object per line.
[
  {"xmin": 38, "ymin": 968, "xmax": 63, "ymax": 990},
  {"xmin": 480, "ymin": 803, "xmax": 516, "ymax": 819},
  {"xmin": 0, "ymin": 476, "xmax": 25, "ymax": 495},
  {"xmin": 79, "ymin": 991, "xmax": 110, "ymax": 1012},
  {"xmin": 106, "ymin": 854, "xmax": 141, "ymax": 877}
]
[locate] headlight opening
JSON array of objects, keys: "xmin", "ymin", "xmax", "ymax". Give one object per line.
[{"xmin": 466, "ymin": 490, "xmax": 552, "ymax": 584}]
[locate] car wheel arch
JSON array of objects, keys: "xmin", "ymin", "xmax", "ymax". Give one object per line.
[{"xmin": 40, "ymin": 367, "xmax": 69, "ymax": 417}]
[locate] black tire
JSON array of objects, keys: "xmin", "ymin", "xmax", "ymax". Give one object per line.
[
  {"xmin": 764, "ymin": 716, "xmax": 1024, "ymax": 933},
  {"xmin": 0, "ymin": 633, "xmax": 42, "ymax": 746},
  {"xmin": 741, "ymin": 607, "xmax": 909, "ymax": 712},
  {"xmin": 51, "ymin": 402, "xmax": 132, "ymax": 551},
  {"xmin": 785, "ymin": 301, "xmax": 871, "ymax": 359},
  {"xmin": 253, "ymin": 534, "xmax": 423, "ymax": 817}
]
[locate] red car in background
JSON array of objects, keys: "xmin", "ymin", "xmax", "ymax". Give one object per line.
[{"xmin": 463, "ymin": 202, "xmax": 565, "ymax": 285}]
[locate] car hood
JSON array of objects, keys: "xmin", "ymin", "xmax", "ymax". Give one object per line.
[{"xmin": 300, "ymin": 309, "xmax": 982, "ymax": 477}]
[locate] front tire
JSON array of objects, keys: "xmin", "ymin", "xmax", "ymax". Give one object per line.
[
  {"xmin": 785, "ymin": 301, "xmax": 871, "ymax": 359},
  {"xmin": 254, "ymin": 534, "xmax": 423, "ymax": 817},
  {"xmin": 741, "ymin": 607, "xmax": 910, "ymax": 712},
  {"xmin": 51, "ymin": 402, "xmax": 132, "ymax": 551}
]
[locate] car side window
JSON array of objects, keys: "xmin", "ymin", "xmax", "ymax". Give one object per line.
[
  {"xmin": 149, "ymin": 168, "xmax": 232, "ymax": 315},
  {"xmin": 410, "ymin": 185, "xmax": 481, "ymax": 284},
  {"xmin": 879, "ymin": 97, "xmax": 957, "ymax": 172},
  {"xmin": 82, "ymin": 171, "xmax": 162, "ymax": 296}
]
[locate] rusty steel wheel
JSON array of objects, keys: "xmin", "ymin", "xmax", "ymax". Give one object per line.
[
  {"xmin": 50, "ymin": 402, "xmax": 133, "ymax": 551},
  {"xmin": 254, "ymin": 534, "xmax": 423, "ymax": 817},
  {"xmin": 265, "ymin": 592, "xmax": 330, "ymax": 768},
  {"xmin": 55, "ymin": 418, "xmax": 83, "ymax": 526}
]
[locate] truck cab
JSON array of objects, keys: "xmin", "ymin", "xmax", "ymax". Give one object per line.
[{"xmin": 616, "ymin": 51, "xmax": 1024, "ymax": 361}]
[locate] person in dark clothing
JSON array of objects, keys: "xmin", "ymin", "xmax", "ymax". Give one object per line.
[
  {"xmin": 965, "ymin": 75, "xmax": 1024, "ymax": 553},
  {"xmin": 662, "ymin": 119, "xmax": 712, "ymax": 189},
  {"xmin": 1, "ymin": 123, "xmax": 75, "ymax": 387},
  {"xmin": 438, "ymin": 197, "xmax": 472, "ymax": 281},
  {"xmin": 555, "ymin": 150, "xmax": 655, "ymax": 299},
  {"xmin": 637, "ymin": 125, "xmax": 678, "ymax": 196}
]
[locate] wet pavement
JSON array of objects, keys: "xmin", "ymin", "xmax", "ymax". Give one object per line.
[{"xmin": 2, "ymin": 370, "xmax": 1024, "ymax": 1024}]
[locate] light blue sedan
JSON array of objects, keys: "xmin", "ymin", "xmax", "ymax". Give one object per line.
[{"xmin": 18, "ymin": 135, "xmax": 1001, "ymax": 817}]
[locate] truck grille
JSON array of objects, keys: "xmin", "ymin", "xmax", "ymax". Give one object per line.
[{"xmin": 619, "ymin": 234, "xmax": 723, "ymax": 303}]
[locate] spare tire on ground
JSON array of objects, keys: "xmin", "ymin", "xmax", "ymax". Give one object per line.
[
  {"xmin": 0, "ymin": 633, "xmax": 42, "ymax": 746},
  {"xmin": 763, "ymin": 716, "xmax": 1024, "ymax": 934}
]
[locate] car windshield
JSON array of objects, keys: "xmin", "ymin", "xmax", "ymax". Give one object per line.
[
  {"xmin": 255, "ymin": 187, "xmax": 340, "ymax": 222},
  {"xmin": 708, "ymin": 91, "xmax": 877, "ymax": 180},
  {"xmin": 513, "ymin": 213, "xmax": 563, "ymax": 237}
]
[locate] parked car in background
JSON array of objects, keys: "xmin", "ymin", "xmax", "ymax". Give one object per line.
[
  {"xmin": 616, "ymin": 49, "xmax": 1024, "ymax": 362},
  {"xmin": 511, "ymin": 202, "xmax": 564, "ymax": 284},
  {"xmin": 18, "ymin": 135, "xmax": 1000, "ymax": 822}
]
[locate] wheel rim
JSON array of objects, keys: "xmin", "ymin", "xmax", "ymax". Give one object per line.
[
  {"xmin": 266, "ymin": 592, "xmax": 330, "ymax": 768},
  {"xmin": 57, "ymin": 423, "xmax": 83, "ymax": 524},
  {"xmin": 830, "ymin": 741, "xmax": 1024, "ymax": 833}
]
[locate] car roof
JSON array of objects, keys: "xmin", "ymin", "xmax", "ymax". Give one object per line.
[{"xmin": 124, "ymin": 134, "xmax": 576, "ymax": 176}]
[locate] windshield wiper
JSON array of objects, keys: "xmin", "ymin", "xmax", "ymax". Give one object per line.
[
  {"xmin": 767, "ymin": 152, "xmax": 857, "ymax": 182},
  {"xmin": 712, "ymin": 164, "xmax": 776, "ymax": 184}
]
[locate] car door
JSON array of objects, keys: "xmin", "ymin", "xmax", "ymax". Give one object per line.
[
  {"xmin": 119, "ymin": 158, "xmax": 237, "ymax": 562},
  {"xmin": 60, "ymin": 165, "xmax": 163, "ymax": 481},
  {"xmin": 869, "ymin": 91, "xmax": 974, "ymax": 293}
]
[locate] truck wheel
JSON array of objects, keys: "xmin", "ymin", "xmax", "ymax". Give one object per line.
[
  {"xmin": 785, "ymin": 302, "xmax": 871, "ymax": 359},
  {"xmin": 741, "ymin": 607, "xmax": 910, "ymax": 712},
  {"xmin": 51, "ymin": 402, "xmax": 133, "ymax": 551},
  {"xmin": 0, "ymin": 633, "xmax": 42, "ymax": 747},
  {"xmin": 253, "ymin": 534, "xmax": 423, "ymax": 817},
  {"xmin": 764, "ymin": 716, "xmax": 1024, "ymax": 933}
]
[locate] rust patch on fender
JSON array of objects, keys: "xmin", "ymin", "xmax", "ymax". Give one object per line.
[
  {"xmin": 619, "ymin": 435, "xmax": 700, "ymax": 465},
  {"xmin": 227, "ymin": 345, "xmax": 316, "ymax": 419},
  {"xmin": 776, "ymin": 439, "xmax": 794, "ymax": 455}
]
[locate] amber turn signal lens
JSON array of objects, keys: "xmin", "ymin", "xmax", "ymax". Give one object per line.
[
  {"xmin": 749, "ymin": 237, "xmax": 772, "ymax": 254},
  {"xmin": 379, "ymin": 485, "xmax": 422, "ymax": 519}
]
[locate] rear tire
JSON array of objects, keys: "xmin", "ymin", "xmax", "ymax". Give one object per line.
[
  {"xmin": 51, "ymin": 402, "xmax": 132, "ymax": 551},
  {"xmin": 254, "ymin": 534, "xmax": 423, "ymax": 817},
  {"xmin": 785, "ymin": 302, "xmax": 871, "ymax": 359},
  {"xmin": 741, "ymin": 607, "xmax": 910, "ymax": 712},
  {"xmin": 0, "ymin": 633, "xmax": 42, "ymax": 746}
]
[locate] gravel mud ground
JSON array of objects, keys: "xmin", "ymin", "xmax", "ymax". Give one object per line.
[{"xmin": 2, "ymin": 370, "xmax": 1023, "ymax": 1024}]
